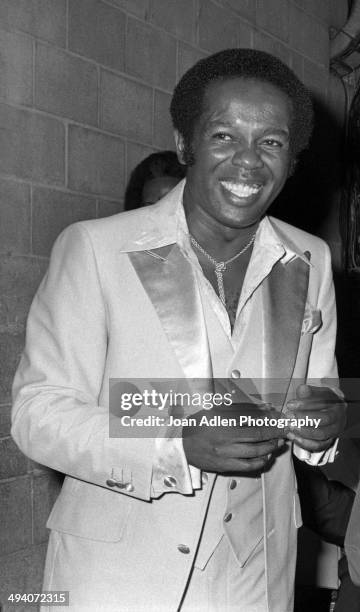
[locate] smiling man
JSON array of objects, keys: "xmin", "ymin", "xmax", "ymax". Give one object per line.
[{"xmin": 11, "ymin": 49, "xmax": 345, "ymax": 612}]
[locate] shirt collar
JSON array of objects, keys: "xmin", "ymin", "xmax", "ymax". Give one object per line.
[
  {"xmin": 118, "ymin": 178, "xmax": 311, "ymax": 267},
  {"xmin": 177, "ymin": 200, "xmax": 311, "ymax": 267},
  {"xmin": 260, "ymin": 216, "xmax": 312, "ymax": 266},
  {"xmin": 117, "ymin": 180, "xmax": 184, "ymax": 253}
]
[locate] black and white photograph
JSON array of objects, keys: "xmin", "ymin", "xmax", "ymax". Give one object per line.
[{"xmin": 1, "ymin": 1, "xmax": 360, "ymax": 611}]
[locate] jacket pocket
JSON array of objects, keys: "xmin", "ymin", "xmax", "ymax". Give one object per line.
[
  {"xmin": 47, "ymin": 476, "xmax": 131, "ymax": 542},
  {"xmin": 235, "ymin": 534, "xmax": 264, "ymax": 568}
]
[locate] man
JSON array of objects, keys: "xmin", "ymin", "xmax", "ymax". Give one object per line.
[{"xmin": 11, "ymin": 49, "xmax": 345, "ymax": 611}]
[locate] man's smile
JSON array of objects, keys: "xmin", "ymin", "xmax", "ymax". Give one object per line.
[{"xmin": 219, "ymin": 179, "xmax": 263, "ymax": 199}]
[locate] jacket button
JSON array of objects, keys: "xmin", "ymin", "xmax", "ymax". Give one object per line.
[
  {"xmin": 125, "ymin": 483, "xmax": 134, "ymax": 492},
  {"xmin": 231, "ymin": 369, "xmax": 241, "ymax": 379},
  {"xmin": 106, "ymin": 478, "xmax": 116, "ymax": 487},
  {"xmin": 224, "ymin": 512, "xmax": 233, "ymax": 523},
  {"xmin": 164, "ymin": 476, "xmax": 177, "ymax": 488},
  {"xmin": 177, "ymin": 544, "xmax": 190, "ymax": 554},
  {"xmin": 115, "ymin": 481, "xmax": 126, "ymax": 489},
  {"xmin": 229, "ymin": 479, "xmax": 237, "ymax": 490}
]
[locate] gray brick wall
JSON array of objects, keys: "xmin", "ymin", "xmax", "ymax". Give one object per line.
[{"xmin": 0, "ymin": 0, "xmax": 349, "ymax": 607}]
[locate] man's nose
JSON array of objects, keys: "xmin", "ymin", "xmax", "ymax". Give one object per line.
[{"xmin": 232, "ymin": 144, "xmax": 264, "ymax": 169}]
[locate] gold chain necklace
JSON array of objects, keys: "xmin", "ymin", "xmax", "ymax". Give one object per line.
[{"xmin": 190, "ymin": 232, "xmax": 256, "ymax": 306}]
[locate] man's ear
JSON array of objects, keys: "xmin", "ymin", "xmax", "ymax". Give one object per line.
[{"xmin": 174, "ymin": 130, "xmax": 186, "ymax": 165}]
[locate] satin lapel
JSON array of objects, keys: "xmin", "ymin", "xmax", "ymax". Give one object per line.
[
  {"xmin": 128, "ymin": 245, "xmax": 212, "ymax": 381},
  {"xmin": 260, "ymin": 255, "xmax": 310, "ymax": 408}
]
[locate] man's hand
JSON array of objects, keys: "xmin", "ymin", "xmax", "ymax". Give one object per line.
[
  {"xmin": 285, "ymin": 384, "xmax": 346, "ymax": 452},
  {"xmin": 182, "ymin": 403, "xmax": 286, "ymax": 474}
]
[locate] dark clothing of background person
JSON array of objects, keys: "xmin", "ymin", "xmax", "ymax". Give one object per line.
[{"xmin": 293, "ymin": 457, "xmax": 358, "ymax": 612}]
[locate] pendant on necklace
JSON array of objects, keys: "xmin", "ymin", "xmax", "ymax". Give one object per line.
[
  {"xmin": 214, "ymin": 263, "xmax": 226, "ymax": 306},
  {"xmin": 215, "ymin": 262, "xmax": 226, "ymax": 272}
]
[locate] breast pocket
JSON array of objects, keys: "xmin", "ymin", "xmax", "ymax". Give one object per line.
[
  {"xmin": 46, "ymin": 476, "xmax": 132, "ymax": 542},
  {"xmin": 301, "ymin": 306, "xmax": 322, "ymax": 336}
]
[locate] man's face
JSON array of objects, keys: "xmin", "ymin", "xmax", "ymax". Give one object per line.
[{"xmin": 176, "ymin": 77, "xmax": 292, "ymax": 230}]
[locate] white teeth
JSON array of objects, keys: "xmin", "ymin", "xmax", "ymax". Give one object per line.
[{"xmin": 220, "ymin": 180, "xmax": 261, "ymax": 198}]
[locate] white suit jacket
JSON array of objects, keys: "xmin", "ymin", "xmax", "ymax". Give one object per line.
[{"xmin": 11, "ymin": 180, "xmax": 339, "ymax": 611}]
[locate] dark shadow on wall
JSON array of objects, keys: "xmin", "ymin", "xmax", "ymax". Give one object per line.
[
  {"xmin": 268, "ymin": 96, "xmax": 360, "ymax": 379},
  {"xmin": 268, "ymin": 98, "xmax": 344, "ymax": 235}
]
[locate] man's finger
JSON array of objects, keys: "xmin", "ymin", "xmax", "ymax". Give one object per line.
[
  {"xmin": 287, "ymin": 426, "xmax": 335, "ymax": 442},
  {"xmin": 222, "ymin": 455, "xmax": 274, "ymax": 473},
  {"xmin": 287, "ymin": 405, "xmax": 346, "ymax": 437},
  {"xmin": 289, "ymin": 435, "xmax": 334, "ymax": 452},
  {"xmin": 215, "ymin": 439, "xmax": 282, "ymax": 459}
]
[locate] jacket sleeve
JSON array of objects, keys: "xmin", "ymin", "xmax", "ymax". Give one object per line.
[
  {"xmin": 294, "ymin": 456, "xmax": 354, "ymax": 546},
  {"xmin": 11, "ymin": 223, "xmax": 161, "ymax": 501}
]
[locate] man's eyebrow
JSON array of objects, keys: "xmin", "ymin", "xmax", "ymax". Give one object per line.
[
  {"xmin": 200, "ymin": 118, "xmax": 230, "ymax": 130},
  {"xmin": 261, "ymin": 127, "xmax": 290, "ymax": 137},
  {"xmin": 201, "ymin": 119, "xmax": 235, "ymax": 134}
]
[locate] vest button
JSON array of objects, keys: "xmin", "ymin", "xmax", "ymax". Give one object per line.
[
  {"xmin": 224, "ymin": 512, "xmax": 233, "ymax": 523},
  {"xmin": 164, "ymin": 476, "xmax": 177, "ymax": 488},
  {"xmin": 201, "ymin": 472, "xmax": 208, "ymax": 485},
  {"xmin": 106, "ymin": 478, "xmax": 116, "ymax": 487},
  {"xmin": 231, "ymin": 369, "xmax": 241, "ymax": 379},
  {"xmin": 125, "ymin": 483, "xmax": 134, "ymax": 492},
  {"xmin": 178, "ymin": 544, "xmax": 190, "ymax": 554},
  {"xmin": 229, "ymin": 479, "xmax": 237, "ymax": 490}
]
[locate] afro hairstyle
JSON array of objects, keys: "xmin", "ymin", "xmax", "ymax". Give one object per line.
[{"xmin": 170, "ymin": 48, "xmax": 314, "ymax": 165}]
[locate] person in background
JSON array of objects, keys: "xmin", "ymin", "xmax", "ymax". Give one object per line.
[
  {"xmin": 124, "ymin": 150, "xmax": 186, "ymax": 210},
  {"xmin": 342, "ymin": 446, "xmax": 360, "ymax": 610},
  {"xmin": 294, "ymin": 457, "xmax": 357, "ymax": 611}
]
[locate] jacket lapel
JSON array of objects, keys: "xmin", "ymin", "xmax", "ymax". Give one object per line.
[
  {"xmin": 259, "ymin": 254, "xmax": 310, "ymax": 408},
  {"xmin": 128, "ymin": 245, "xmax": 212, "ymax": 382}
]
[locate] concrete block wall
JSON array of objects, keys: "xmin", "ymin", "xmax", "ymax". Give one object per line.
[{"xmin": 0, "ymin": 0, "xmax": 348, "ymax": 607}]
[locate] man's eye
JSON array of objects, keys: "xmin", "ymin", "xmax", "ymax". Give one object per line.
[
  {"xmin": 213, "ymin": 132, "xmax": 232, "ymax": 141},
  {"xmin": 262, "ymin": 138, "xmax": 283, "ymax": 148}
]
